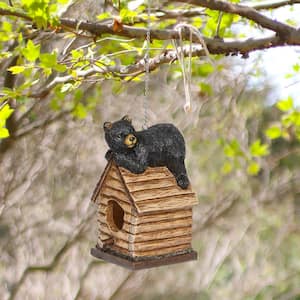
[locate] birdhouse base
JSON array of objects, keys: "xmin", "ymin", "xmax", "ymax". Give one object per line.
[{"xmin": 91, "ymin": 246, "xmax": 197, "ymax": 270}]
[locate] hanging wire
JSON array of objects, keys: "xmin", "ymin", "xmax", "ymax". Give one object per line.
[
  {"xmin": 143, "ymin": 0, "xmax": 151, "ymax": 129},
  {"xmin": 172, "ymin": 23, "xmax": 212, "ymax": 113}
]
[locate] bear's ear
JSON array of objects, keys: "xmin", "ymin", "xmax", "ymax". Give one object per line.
[
  {"xmin": 103, "ymin": 122, "xmax": 112, "ymax": 131},
  {"xmin": 121, "ymin": 115, "xmax": 132, "ymax": 123}
]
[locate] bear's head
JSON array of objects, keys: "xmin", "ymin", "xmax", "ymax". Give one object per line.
[{"xmin": 103, "ymin": 115, "xmax": 137, "ymax": 152}]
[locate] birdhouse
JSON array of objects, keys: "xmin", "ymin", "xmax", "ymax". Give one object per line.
[{"xmin": 90, "ymin": 160, "xmax": 198, "ymax": 269}]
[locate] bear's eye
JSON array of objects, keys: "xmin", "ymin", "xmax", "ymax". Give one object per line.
[{"xmin": 117, "ymin": 134, "xmax": 122, "ymax": 139}]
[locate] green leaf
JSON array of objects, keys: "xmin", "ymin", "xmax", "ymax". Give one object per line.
[
  {"xmin": 199, "ymin": 82, "xmax": 213, "ymax": 96},
  {"xmin": 224, "ymin": 139, "xmax": 242, "ymax": 157},
  {"xmin": 0, "ymin": 103, "xmax": 14, "ymax": 139},
  {"xmin": 97, "ymin": 12, "xmax": 112, "ymax": 21},
  {"xmin": 192, "ymin": 17, "xmax": 202, "ymax": 28},
  {"xmin": 120, "ymin": 42, "xmax": 134, "ymax": 50},
  {"xmin": 0, "ymin": 104, "xmax": 14, "ymax": 120},
  {"xmin": 276, "ymin": 96, "xmax": 293, "ymax": 112},
  {"xmin": 53, "ymin": 63, "xmax": 67, "ymax": 72},
  {"xmin": 281, "ymin": 111, "xmax": 300, "ymax": 127},
  {"xmin": 0, "ymin": 127, "xmax": 9, "ymax": 138},
  {"xmin": 8, "ymin": 65, "xmax": 25, "ymax": 74},
  {"xmin": 247, "ymin": 161, "xmax": 261, "ymax": 176},
  {"xmin": 120, "ymin": 8, "xmax": 138, "ymax": 23},
  {"xmin": 221, "ymin": 161, "xmax": 233, "ymax": 174},
  {"xmin": 2, "ymin": 21, "xmax": 12, "ymax": 32},
  {"xmin": 293, "ymin": 63, "xmax": 300, "ymax": 72},
  {"xmin": 22, "ymin": 40, "xmax": 40, "ymax": 62},
  {"xmin": 40, "ymin": 53, "xmax": 57, "ymax": 68},
  {"xmin": 265, "ymin": 125, "xmax": 282, "ymax": 139},
  {"xmin": 290, "ymin": 111, "xmax": 300, "ymax": 126},
  {"xmin": 0, "ymin": 1, "xmax": 10, "ymax": 9},
  {"xmin": 250, "ymin": 140, "xmax": 269, "ymax": 157},
  {"xmin": 71, "ymin": 49, "xmax": 84, "ymax": 60},
  {"xmin": 72, "ymin": 103, "xmax": 87, "ymax": 119},
  {"xmin": 285, "ymin": 73, "xmax": 294, "ymax": 79},
  {"xmin": 195, "ymin": 63, "xmax": 214, "ymax": 77},
  {"xmin": 50, "ymin": 98, "xmax": 60, "ymax": 111},
  {"xmin": 61, "ymin": 83, "xmax": 74, "ymax": 93}
]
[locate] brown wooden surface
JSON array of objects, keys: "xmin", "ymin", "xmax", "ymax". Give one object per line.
[
  {"xmin": 105, "ymin": 175, "xmax": 125, "ymax": 191},
  {"xmin": 91, "ymin": 246, "xmax": 198, "ymax": 270},
  {"xmin": 133, "ymin": 226, "xmax": 192, "ymax": 242},
  {"xmin": 130, "ymin": 209, "xmax": 192, "ymax": 224},
  {"xmin": 99, "ymin": 219, "xmax": 192, "ymax": 242},
  {"xmin": 101, "ymin": 186, "xmax": 130, "ymax": 204},
  {"xmin": 136, "ymin": 194, "xmax": 197, "ymax": 213},
  {"xmin": 92, "ymin": 161, "xmax": 198, "ymax": 259},
  {"xmin": 99, "ymin": 222, "xmax": 129, "ymax": 243},
  {"xmin": 99, "ymin": 212, "xmax": 192, "ymax": 233},
  {"xmin": 135, "ymin": 217, "xmax": 192, "ymax": 233},
  {"xmin": 99, "ymin": 209, "xmax": 192, "ymax": 226},
  {"xmin": 100, "ymin": 197, "xmax": 132, "ymax": 214},
  {"xmin": 131, "ymin": 235, "xmax": 192, "ymax": 252},
  {"xmin": 126, "ymin": 177, "xmax": 176, "ymax": 192},
  {"xmin": 131, "ymin": 186, "xmax": 194, "ymax": 202},
  {"xmin": 91, "ymin": 160, "xmax": 113, "ymax": 203},
  {"xmin": 119, "ymin": 166, "xmax": 172, "ymax": 183},
  {"xmin": 131, "ymin": 243, "xmax": 192, "ymax": 257},
  {"xmin": 91, "ymin": 160, "xmax": 198, "ymax": 214}
]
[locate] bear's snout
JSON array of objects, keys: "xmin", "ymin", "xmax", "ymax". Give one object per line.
[{"xmin": 124, "ymin": 134, "xmax": 137, "ymax": 148}]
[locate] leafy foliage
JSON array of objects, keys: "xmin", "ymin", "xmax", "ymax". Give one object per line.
[
  {"xmin": 266, "ymin": 96, "xmax": 300, "ymax": 142},
  {"xmin": 0, "ymin": 103, "xmax": 14, "ymax": 138},
  {"xmin": 220, "ymin": 138, "xmax": 269, "ymax": 176}
]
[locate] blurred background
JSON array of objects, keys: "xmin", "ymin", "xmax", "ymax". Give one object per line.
[{"xmin": 1, "ymin": 0, "xmax": 300, "ymax": 299}]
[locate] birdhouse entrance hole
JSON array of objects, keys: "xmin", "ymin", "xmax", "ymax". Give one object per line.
[{"xmin": 107, "ymin": 200, "xmax": 124, "ymax": 232}]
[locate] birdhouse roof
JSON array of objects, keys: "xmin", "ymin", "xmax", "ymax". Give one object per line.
[{"xmin": 91, "ymin": 160, "xmax": 198, "ymax": 214}]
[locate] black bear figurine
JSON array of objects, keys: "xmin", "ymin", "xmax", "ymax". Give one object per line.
[{"xmin": 103, "ymin": 116, "xmax": 190, "ymax": 189}]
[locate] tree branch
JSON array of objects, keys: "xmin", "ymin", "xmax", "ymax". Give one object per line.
[
  {"xmin": 1, "ymin": 6, "xmax": 300, "ymax": 46},
  {"xmin": 0, "ymin": 8, "xmax": 31, "ymax": 21},
  {"xmin": 176, "ymin": 0, "xmax": 296, "ymax": 36},
  {"xmin": 30, "ymin": 35, "xmax": 285, "ymax": 98},
  {"xmin": 250, "ymin": 0, "xmax": 300, "ymax": 10},
  {"xmin": 1, "ymin": 2, "xmax": 300, "ymax": 100}
]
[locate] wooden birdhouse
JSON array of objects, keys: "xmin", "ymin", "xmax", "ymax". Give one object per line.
[{"xmin": 90, "ymin": 160, "xmax": 198, "ymax": 269}]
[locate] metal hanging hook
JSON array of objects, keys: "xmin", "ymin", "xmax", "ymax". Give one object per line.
[{"xmin": 143, "ymin": 0, "xmax": 151, "ymax": 130}]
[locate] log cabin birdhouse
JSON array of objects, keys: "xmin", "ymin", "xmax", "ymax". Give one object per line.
[{"xmin": 90, "ymin": 160, "xmax": 198, "ymax": 269}]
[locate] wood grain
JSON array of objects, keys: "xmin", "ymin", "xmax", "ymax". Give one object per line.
[
  {"xmin": 121, "ymin": 170, "xmax": 172, "ymax": 183},
  {"xmin": 131, "ymin": 235, "xmax": 192, "ymax": 252},
  {"xmin": 99, "ymin": 211, "xmax": 193, "ymax": 235},
  {"xmin": 99, "ymin": 228, "xmax": 129, "ymax": 250},
  {"xmin": 93, "ymin": 161, "xmax": 198, "ymax": 260},
  {"xmin": 132, "ymin": 243, "xmax": 191, "ymax": 257},
  {"xmin": 120, "ymin": 166, "xmax": 169, "ymax": 176},
  {"xmin": 133, "ymin": 226, "xmax": 192, "ymax": 242},
  {"xmin": 105, "ymin": 175, "xmax": 125, "ymax": 191},
  {"xmin": 135, "ymin": 194, "xmax": 198, "ymax": 213},
  {"xmin": 101, "ymin": 186, "xmax": 130, "ymax": 203},
  {"xmin": 130, "ymin": 209, "xmax": 192, "ymax": 225},
  {"xmin": 99, "ymin": 222, "xmax": 130, "ymax": 242},
  {"xmin": 110, "ymin": 164, "xmax": 121, "ymax": 178},
  {"xmin": 131, "ymin": 185, "xmax": 194, "ymax": 202},
  {"xmin": 133, "ymin": 217, "xmax": 193, "ymax": 234},
  {"xmin": 126, "ymin": 177, "xmax": 176, "ymax": 192},
  {"xmin": 109, "ymin": 244, "xmax": 130, "ymax": 256}
]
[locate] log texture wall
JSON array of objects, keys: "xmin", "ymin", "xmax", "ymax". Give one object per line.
[{"xmin": 94, "ymin": 161, "xmax": 197, "ymax": 259}]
